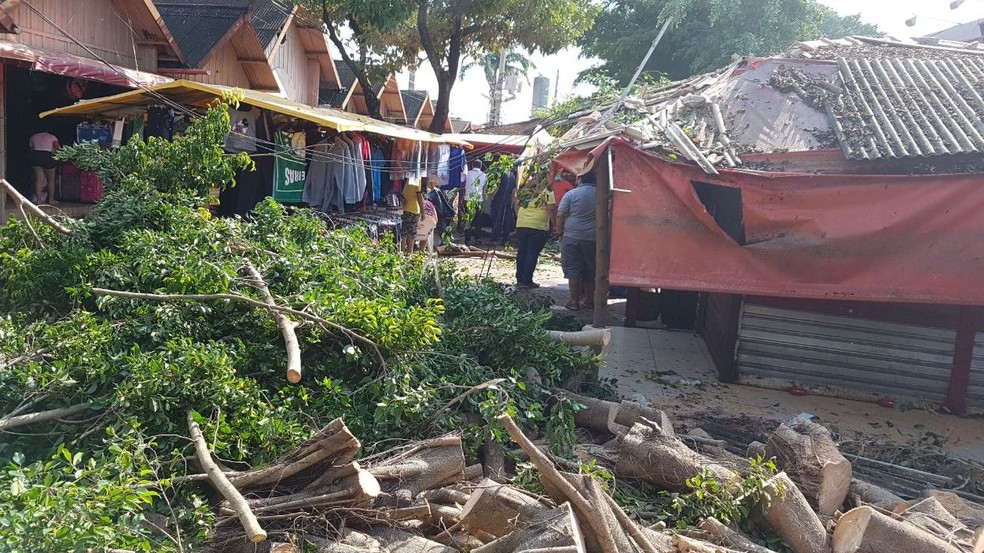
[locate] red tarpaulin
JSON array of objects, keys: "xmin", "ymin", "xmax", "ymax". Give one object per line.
[
  {"xmin": 0, "ymin": 41, "xmax": 171, "ymax": 89},
  {"xmin": 554, "ymin": 138, "xmax": 984, "ymax": 305}
]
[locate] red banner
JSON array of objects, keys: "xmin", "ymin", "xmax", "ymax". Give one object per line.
[{"xmin": 555, "ymin": 139, "xmax": 984, "ymax": 305}]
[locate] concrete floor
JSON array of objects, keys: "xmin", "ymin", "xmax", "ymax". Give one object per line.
[{"xmin": 600, "ymin": 326, "xmax": 984, "ymax": 463}]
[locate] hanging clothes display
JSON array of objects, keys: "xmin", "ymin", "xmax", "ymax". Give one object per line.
[
  {"xmin": 445, "ymin": 146, "xmax": 466, "ymax": 191},
  {"xmin": 273, "ymin": 132, "xmax": 307, "ymax": 203},
  {"xmin": 224, "ymin": 106, "xmax": 260, "ymax": 153},
  {"xmin": 146, "ymin": 106, "xmax": 174, "ymax": 139}
]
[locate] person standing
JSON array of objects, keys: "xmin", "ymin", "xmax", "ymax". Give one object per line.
[
  {"xmin": 513, "ymin": 184, "xmax": 557, "ymax": 289},
  {"xmin": 556, "ymin": 174, "xmax": 597, "ymax": 310},
  {"xmin": 29, "ymin": 129, "xmax": 61, "ymax": 204},
  {"xmin": 491, "ymin": 166, "xmax": 518, "ymax": 245},
  {"xmin": 401, "ymin": 178, "xmax": 426, "ymax": 254}
]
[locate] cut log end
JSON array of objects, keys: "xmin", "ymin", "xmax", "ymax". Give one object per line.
[{"xmin": 287, "ymin": 368, "xmax": 301, "ymax": 384}]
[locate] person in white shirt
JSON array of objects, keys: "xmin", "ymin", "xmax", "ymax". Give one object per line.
[{"xmin": 29, "ymin": 129, "xmax": 60, "ymax": 204}]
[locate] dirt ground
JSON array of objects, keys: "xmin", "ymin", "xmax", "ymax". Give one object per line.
[{"xmin": 447, "ymin": 249, "xmax": 984, "ymax": 466}]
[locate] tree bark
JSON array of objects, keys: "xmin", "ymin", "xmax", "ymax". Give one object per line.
[
  {"xmin": 0, "ymin": 402, "xmax": 93, "ymax": 431},
  {"xmin": 760, "ymin": 472, "xmax": 829, "ymax": 553},
  {"xmin": 546, "ymin": 327, "xmax": 612, "ymax": 347},
  {"xmin": 700, "ymin": 517, "xmax": 778, "ymax": 553},
  {"xmin": 921, "ymin": 489, "xmax": 984, "ymax": 525},
  {"xmin": 369, "ymin": 435, "xmax": 466, "ymax": 505},
  {"xmin": 322, "ymin": 17, "xmax": 383, "ymax": 120},
  {"xmin": 473, "ymin": 501, "xmax": 587, "ymax": 553},
  {"xmin": 242, "ymin": 261, "xmax": 301, "ymax": 384},
  {"xmin": 497, "ymin": 413, "xmax": 624, "ymax": 553},
  {"xmin": 833, "ymin": 505, "xmax": 962, "ymax": 553},
  {"xmin": 459, "ymin": 478, "xmax": 552, "ymax": 538},
  {"xmin": 765, "ymin": 421, "xmax": 852, "ymax": 516},
  {"xmin": 186, "ymin": 412, "xmax": 266, "ymax": 543},
  {"xmin": 615, "ymin": 421, "xmax": 738, "ymax": 492},
  {"xmin": 0, "ymin": 178, "xmax": 73, "ymax": 234}
]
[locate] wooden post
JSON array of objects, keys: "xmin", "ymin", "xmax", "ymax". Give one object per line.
[
  {"xmin": 592, "ymin": 148, "xmax": 612, "ymax": 329},
  {"xmin": 945, "ymin": 307, "xmax": 978, "ymax": 415},
  {"xmin": 624, "ymin": 287, "xmax": 640, "ymax": 328}
]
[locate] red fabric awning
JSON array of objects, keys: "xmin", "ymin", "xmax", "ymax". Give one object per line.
[
  {"xmin": 0, "ymin": 40, "xmax": 170, "ymax": 89},
  {"xmin": 554, "ymin": 138, "xmax": 984, "ymax": 306}
]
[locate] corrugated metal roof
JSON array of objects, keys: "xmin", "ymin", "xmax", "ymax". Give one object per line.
[
  {"xmin": 400, "ymin": 90, "xmax": 427, "ymax": 122},
  {"xmin": 831, "ymin": 56, "xmax": 984, "ymax": 159},
  {"xmin": 154, "ymin": 1, "xmax": 247, "ymax": 67}
]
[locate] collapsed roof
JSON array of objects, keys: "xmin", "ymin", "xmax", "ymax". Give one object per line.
[{"xmin": 558, "ymin": 35, "xmax": 984, "ymax": 173}]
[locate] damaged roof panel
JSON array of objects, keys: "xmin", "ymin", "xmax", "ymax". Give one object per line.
[{"xmin": 832, "ymin": 57, "xmax": 984, "ymax": 160}]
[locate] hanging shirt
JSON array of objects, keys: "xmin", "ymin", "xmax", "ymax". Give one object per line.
[
  {"xmin": 370, "ymin": 147, "xmax": 384, "ymax": 202},
  {"xmin": 225, "ymin": 107, "xmax": 260, "ymax": 153},
  {"xmin": 464, "ymin": 168, "xmax": 487, "ymax": 203},
  {"xmin": 445, "ymin": 147, "xmax": 466, "ymax": 191}
]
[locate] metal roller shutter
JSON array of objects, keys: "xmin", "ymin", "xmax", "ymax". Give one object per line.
[
  {"xmin": 968, "ymin": 334, "xmax": 984, "ymax": 409},
  {"xmin": 737, "ymin": 304, "xmax": 956, "ymax": 403}
]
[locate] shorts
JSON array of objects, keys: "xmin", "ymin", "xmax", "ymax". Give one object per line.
[
  {"xmin": 401, "ymin": 211, "xmax": 420, "ymax": 239},
  {"xmin": 31, "ymin": 150, "xmax": 56, "ymax": 170},
  {"xmin": 561, "ymin": 237, "xmax": 597, "ymax": 281}
]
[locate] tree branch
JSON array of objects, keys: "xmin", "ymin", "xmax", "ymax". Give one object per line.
[
  {"xmin": 323, "ymin": 11, "xmax": 383, "ymax": 119},
  {"xmin": 0, "ymin": 178, "xmax": 73, "ymax": 235},
  {"xmin": 187, "ymin": 411, "xmax": 267, "ymax": 543},
  {"xmin": 242, "ymin": 261, "xmax": 302, "ymax": 384},
  {"xmin": 0, "ymin": 402, "xmax": 94, "ymax": 431},
  {"xmin": 88, "ymin": 287, "xmax": 388, "ymax": 372}
]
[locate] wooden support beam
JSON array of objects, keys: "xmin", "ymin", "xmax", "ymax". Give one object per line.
[
  {"xmin": 592, "ymin": 147, "xmax": 613, "ymax": 330},
  {"xmin": 945, "ymin": 306, "xmax": 978, "ymax": 414}
]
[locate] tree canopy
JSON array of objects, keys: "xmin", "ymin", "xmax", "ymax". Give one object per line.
[{"xmin": 578, "ymin": 0, "xmax": 882, "ymax": 84}]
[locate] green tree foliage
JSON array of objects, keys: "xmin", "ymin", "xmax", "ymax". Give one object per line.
[
  {"xmin": 0, "ymin": 104, "xmax": 595, "ymax": 550},
  {"xmin": 579, "ymin": 0, "xmax": 882, "ymax": 83},
  {"xmin": 296, "ymin": 1, "xmax": 419, "ymax": 120}
]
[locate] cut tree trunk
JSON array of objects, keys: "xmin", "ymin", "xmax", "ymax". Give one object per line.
[
  {"xmin": 760, "ymin": 472, "xmax": 829, "ymax": 553},
  {"xmin": 559, "ymin": 391, "xmax": 618, "ymax": 436},
  {"xmin": 921, "ymin": 489, "xmax": 984, "ymax": 525},
  {"xmin": 459, "ymin": 478, "xmax": 552, "ymax": 538},
  {"xmin": 243, "ymin": 261, "xmax": 302, "ymax": 384},
  {"xmin": 895, "ymin": 497, "xmax": 977, "ymax": 551},
  {"xmin": 700, "ymin": 517, "xmax": 778, "ymax": 553},
  {"xmin": 229, "ymin": 418, "xmax": 359, "ymax": 492},
  {"xmin": 833, "ymin": 505, "xmax": 962, "ymax": 553},
  {"xmin": 616, "ymin": 421, "xmax": 738, "ymax": 492},
  {"xmin": 498, "ymin": 413, "xmax": 624, "ymax": 553},
  {"xmin": 369, "ymin": 435, "xmax": 466, "ymax": 506},
  {"xmin": 473, "ymin": 502, "xmax": 587, "ymax": 553},
  {"xmin": 341, "ymin": 526, "xmax": 456, "ymax": 553},
  {"xmin": 610, "ymin": 401, "xmax": 674, "ymax": 438},
  {"xmin": 765, "ymin": 421, "xmax": 851, "ymax": 515},
  {"xmin": 543, "ymin": 472, "xmax": 638, "ymax": 553},
  {"xmin": 849, "ymin": 478, "xmax": 904, "ymax": 509},
  {"xmin": 546, "ymin": 327, "xmax": 612, "ymax": 347}
]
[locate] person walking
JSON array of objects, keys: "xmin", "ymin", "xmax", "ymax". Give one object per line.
[
  {"xmin": 29, "ymin": 129, "xmax": 61, "ymax": 204},
  {"xmin": 513, "ymin": 183, "xmax": 557, "ymax": 289},
  {"xmin": 556, "ymin": 174, "xmax": 597, "ymax": 310}
]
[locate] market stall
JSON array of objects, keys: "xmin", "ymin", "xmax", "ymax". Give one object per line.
[{"xmin": 41, "ymin": 80, "xmax": 470, "ymax": 238}]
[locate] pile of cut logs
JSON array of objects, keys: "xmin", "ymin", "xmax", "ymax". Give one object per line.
[{"xmin": 192, "ymin": 395, "xmax": 984, "ymax": 553}]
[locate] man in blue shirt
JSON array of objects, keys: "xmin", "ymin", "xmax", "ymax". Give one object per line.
[{"xmin": 556, "ymin": 174, "xmax": 597, "ymax": 310}]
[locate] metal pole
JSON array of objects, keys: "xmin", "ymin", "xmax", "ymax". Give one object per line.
[
  {"xmin": 592, "ymin": 147, "xmax": 613, "ymax": 329},
  {"xmin": 593, "ymin": 17, "xmax": 672, "ymax": 131}
]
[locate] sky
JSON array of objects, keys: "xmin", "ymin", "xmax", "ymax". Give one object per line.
[{"xmin": 396, "ymin": 0, "xmax": 984, "ymax": 127}]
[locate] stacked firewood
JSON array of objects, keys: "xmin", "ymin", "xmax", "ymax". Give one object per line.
[{"xmin": 195, "ymin": 402, "xmax": 984, "ymax": 553}]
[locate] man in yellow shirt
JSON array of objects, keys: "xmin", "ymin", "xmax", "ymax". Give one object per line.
[
  {"xmin": 513, "ymin": 187, "xmax": 557, "ymax": 288},
  {"xmin": 402, "ymin": 178, "xmax": 426, "ymax": 254}
]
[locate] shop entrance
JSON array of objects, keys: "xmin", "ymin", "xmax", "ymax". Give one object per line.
[{"xmin": 4, "ymin": 65, "xmax": 123, "ymax": 197}]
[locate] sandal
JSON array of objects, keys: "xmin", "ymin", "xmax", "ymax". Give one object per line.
[{"xmin": 564, "ymin": 301, "xmax": 580, "ymax": 311}]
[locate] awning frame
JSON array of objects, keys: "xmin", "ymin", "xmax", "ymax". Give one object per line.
[{"xmin": 40, "ymin": 80, "xmax": 470, "ymax": 146}]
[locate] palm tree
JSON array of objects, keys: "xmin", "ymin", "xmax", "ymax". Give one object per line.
[{"xmin": 460, "ymin": 49, "xmax": 535, "ymax": 125}]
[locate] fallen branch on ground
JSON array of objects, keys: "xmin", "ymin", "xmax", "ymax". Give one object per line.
[
  {"xmin": 186, "ymin": 411, "xmax": 266, "ymax": 543},
  {"xmin": 0, "ymin": 178, "xmax": 73, "ymax": 235}
]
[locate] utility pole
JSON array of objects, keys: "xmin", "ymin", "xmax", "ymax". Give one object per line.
[{"xmin": 487, "ymin": 50, "xmax": 508, "ymax": 127}]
